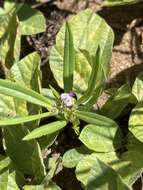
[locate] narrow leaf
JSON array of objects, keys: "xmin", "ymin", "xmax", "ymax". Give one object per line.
[
  {"xmin": 0, "ymin": 79, "xmax": 52, "ymax": 110},
  {"xmin": 49, "ymin": 85, "xmax": 60, "ymax": 99},
  {"xmin": 0, "ymin": 111, "xmax": 56, "ymax": 126},
  {"xmin": 63, "ymin": 22, "xmax": 75, "ymax": 92},
  {"xmin": 50, "ymin": 9, "xmax": 114, "ymax": 94},
  {"xmin": 23, "ymin": 120, "xmax": 67, "ymax": 140},
  {"xmin": 77, "ymin": 47, "xmax": 101, "ymax": 105},
  {"xmin": 75, "ymin": 110, "xmax": 118, "ymax": 128},
  {"xmin": 83, "ymin": 84, "xmax": 103, "ymax": 110}
]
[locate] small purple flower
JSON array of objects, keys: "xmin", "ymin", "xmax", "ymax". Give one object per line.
[
  {"xmin": 61, "ymin": 92, "xmax": 76, "ymax": 107},
  {"xmin": 68, "ymin": 92, "xmax": 77, "ymax": 99}
]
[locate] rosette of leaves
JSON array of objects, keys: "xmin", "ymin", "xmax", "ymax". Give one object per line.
[{"xmin": 0, "ymin": 9, "xmax": 127, "ymax": 189}]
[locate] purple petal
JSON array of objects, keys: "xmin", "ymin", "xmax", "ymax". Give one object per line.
[{"xmin": 61, "ymin": 93, "xmax": 74, "ymax": 107}]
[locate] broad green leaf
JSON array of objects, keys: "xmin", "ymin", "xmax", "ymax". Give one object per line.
[
  {"xmin": 4, "ymin": 127, "xmax": 46, "ymax": 180},
  {"xmin": 17, "ymin": 4, "xmax": 46, "ymax": 35},
  {"xmin": 63, "ymin": 146, "xmax": 92, "ymax": 168},
  {"xmin": 9, "ymin": 52, "xmax": 41, "ymax": 88},
  {"xmin": 0, "ymin": 156, "xmax": 19, "ymax": 190},
  {"xmin": 121, "ymin": 150, "xmax": 143, "ymax": 185},
  {"xmin": 4, "ymin": 1, "xmax": 16, "ymax": 12},
  {"xmin": 75, "ymin": 152, "xmax": 117, "ymax": 187},
  {"xmin": 2, "ymin": 53, "xmax": 46, "ymax": 181},
  {"xmin": 100, "ymin": 84, "xmax": 132, "ymax": 119},
  {"xmin": 0, "ymin": 79, "xmax": 52, "ymax": 110},
  {"xmin": 75, "ymin": 110, "xmax": 118, "ymax": 128},
  {"xmin": 129, "ymin": 102, "xmax": 143, "ymax": 142},
  {"xmin": 0, "ymin": 111, "xmax": 56, "ymax": 126},
  {"xmin": 87, "ymin": 159, "xmax": 131, "ymax": 190},
  {"xmin": 49, "ymin": 9, "xmax": 114, "ymax": 94},
  {"xmin": 76, "ymin": 135, "xmax": 143, "ymax": 187},
  {"xmin": 120, "ymin": 133, "xmax": 143, "ymax": 185},
  {"xmin": 23, "ymin": 120, "xmax": 67, "ymax": 140},
  {"xmin": 103, "ymin": 0, "xmax": 139, "ymax": 6},
  {"xmin": 132, "ymin": 72, "xmax": 143, "ymax": 102},
  {"xmin": 0, "ymin": 11, "xmax": 20, "ymax": 67},
  {"xmin": 9, "ymin": 52, "xmax": 42, "ymax": 117},
  {"xmin": 127, "ymin": 132, "xmax": 143, "ymax": 152},
  {"xmin": 63, "ymin": 22, "xmax": 75, "ymax": 92},
  {"xmin": 76, "ymin": 152, "xmax": 132, "ymax": 186},
  {"xmin": 0, "ymin": 94, "xmax": 16, "ymax": 118},
  {"xmin": 79, "ymin": 124, "xmax": 117, "ymax": 152},
  {"xmin": 77, "ymin": 47, "xmax": 103, "ymax": 105},
  {"xmin": 0, "ymin": 12, "xmax": 11, "ymax": 38}
]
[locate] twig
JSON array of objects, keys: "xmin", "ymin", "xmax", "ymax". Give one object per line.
[{"xmin": 32, "ymin": 0, "xmax": 54, "ymax": 9}]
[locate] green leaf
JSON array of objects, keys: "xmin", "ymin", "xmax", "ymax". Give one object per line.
[
  {"xmin": 121, "ymin": 150, "xmax": 143, "ymax": 185},
  {"xmin": 103, "ymin": 0, "xmax": 139, "ymax": 6},
  {"xmin": 79, "ymin": 123, "xmax": 117, "ymax": 152},
  {"xmin": 75, "ymin": 152, "xmax": 117, "ymax": 187},
  {"xmin": 120, "ymin": 133, "xmax": 143, "ymax": 184},
  {"xmin": 0, "ymin": 156, "xmax": 19, "ymax": 190},
  {"xmin": 17, "ymin": 4, "xmax": 46, "ymax": 35},
  {"xmin": 41, "ymin": 88, "xmax": 56, "ymax": 104},
  {"xmin": 38, "ymin": 132, "xmax": 58, "ymax": 150},
  {"xmin": 0, "ymin": 111, "xmax": 56, "ymax": 126},
  {"xmin": 49, "ymin": 9, "xmax": 114, "ymax": 94},
  {"xmin": 9, "ymin": 51, "xmax": 42, "ymax": 117},
  {"xmin": 63, "ymin": 146, "xmax": 92, "ymax": 168},
  {"xmin": 63, "ymin": 22, "xmax": 75, "ymax": 92},
  {"xmin": 82, "ymin": 84, "xmax": 104, "ymax": 111},
  {"xmin": 0, "ymin": 10, "xmax": 20, "ymax": 67},
  {"xmin": 4, "ymin": 1, "xmax": 16, "ymax": 12},
  {"xmin": 132, "ymin": 72, "xmax": 143, "ymax": 102},
  {"xmin": 77, "ymin": 47, "xmax": 103, "ymax": 105},
  {"xmin": 23, "ymin": 120, "xmax": 67, "ymax": 140},
  {"xmin": 75, "ymin": 134, "xmax": 143, "ymax": 187},
  {"xmin": 2, "ymin": 53, "xmax": 46, "ymax": 181},
  {"xmin": 129, "ymin": 102, "xmax": 143, "ymax": 142},
  {"xmin": 0, "ymin": 10, "xmax": 11, "ymax": 38},
  {"xmin": 75, "ymin": 152, "xmax": 130, "ymax": 188},
  {"xmin": 9, "ymin": 52, "xmax": 41, "ymax": 88},
  {"xmin": 75, "ymin": 110, "xmax": 118, "ymax": 128},
  {"xmin": 49, "ymin": 85, "xmax": 60, "ymax": 99},
  {"xmin": 4, "ymin": 127, "xmax": 46, "ymax": 181},
  {"xmin": 100, "ymin": 84, "xmax": 132, "ymax": 119},
  {"xmin": 0, "ymin": 79, "xmax": 52, "ymax": 110},
  {"xmin": 24, "ymin": 181, "xmax": 61, "ymax": 190},
  {"xmin": 42, "ymin": 157, "xmax": 59, "ymax": 182},
  {"xmin": 86, "ymin": 159, "xmax": 131, "ymax": 190}
]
